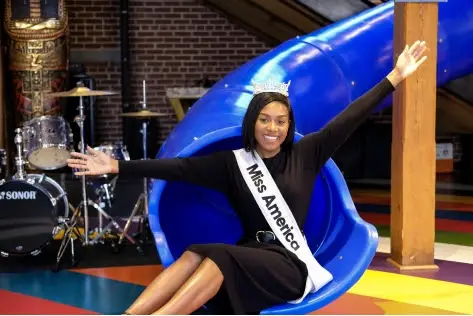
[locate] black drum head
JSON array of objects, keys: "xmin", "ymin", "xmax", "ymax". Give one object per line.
[{"xmin": 0, "ymin": 179, "xmax": 56, "ymax": 256}]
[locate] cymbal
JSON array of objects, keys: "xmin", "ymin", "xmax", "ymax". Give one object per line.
[
  {"xmin": 46, "ymin": 87, "xmax": 118, "ymax": 97},
  {"xmin": 120, "ymin": 110, "xmax": 168, "ymax": 118}
]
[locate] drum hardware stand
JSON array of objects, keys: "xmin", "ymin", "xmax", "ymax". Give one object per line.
[
  {"xmin": 63, "ymin": 82, "xmax": 137, "ymax": 249},
  {"xmin": 54, "ymin": 185, "xmax": 83, "ymax": 271},
  {"xmin": 75, "ymin": 198, "xmax": 140, "ymax": 252},
  {"xmin": 45, "ymin": 85, "xmax": 120, "ymax": 251},
  {"xmin": 93, "ymin": 182, "xmax": 114, "ymax": 209},
  {"xmin": 70, "ymin": 151, "xmax": 138, "ymax": 249},
  {"xmin": 73, "ymin": 84, "xmax": 91, "ymax": 245},
  {"xmin": 118, "ymin": 80, "xmax": 154, "ymax": 249},
  {"xmin": 55, "ymin": 205, "xmax": 82, "ymax": 271},
  {"xmin": 89, "ymin": 180, "xmax": 116, "ymax": 240},
  {"xmin": 54, "ymin": 172, "xmax": 81, "ymax": 270},
  {"xmin": 13, "ymin": 129, "xmax": 27, "ymax": 180},
  {"xmin": 96, "ymin": 178, "xmax": 117, "ymax": 234}
]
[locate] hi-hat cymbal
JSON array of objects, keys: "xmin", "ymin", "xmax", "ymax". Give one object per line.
[
  {"xmin": 46, "ymin": 86, "xmax": 118, "ymax": 97},
  {"xmin": 120, "ymin": 110, "xmax": 168, "ymax": 118}
]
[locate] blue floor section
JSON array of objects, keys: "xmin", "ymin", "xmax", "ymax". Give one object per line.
[{"xmin": 0, "ymin": 270, "xmax": 145, "ymax": 314}]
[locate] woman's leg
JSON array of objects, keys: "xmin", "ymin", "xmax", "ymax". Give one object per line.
[
  {"xmin": 125, "ymin": 251, "xmax": 204, "ymax": 315},
  {"xmin": 152, "ymin": 258, "xmax": 224, "ymax": 315}
]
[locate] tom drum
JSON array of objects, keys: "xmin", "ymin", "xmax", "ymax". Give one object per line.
[
  {"xmin": 23, "ymin": 116, "xmax": 73, "ymax": 170},
  {"xmin": 87, "ymin": 142, "xmax": 130, "ymax": 189}
]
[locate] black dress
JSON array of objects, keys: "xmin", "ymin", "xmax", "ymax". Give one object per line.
[{"xmin": 119, "ymin": 78, "xmax": 395, "ymax": 314}]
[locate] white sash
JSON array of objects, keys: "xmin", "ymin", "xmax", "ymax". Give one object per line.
[{"xmin": 233, "ymin": 149, "xmax": 333, "ymax": 303}]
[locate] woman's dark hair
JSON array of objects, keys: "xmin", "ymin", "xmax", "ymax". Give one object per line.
[{"xmin": 242, "ymin": 92, "xmax": 295, "ymax": 153}]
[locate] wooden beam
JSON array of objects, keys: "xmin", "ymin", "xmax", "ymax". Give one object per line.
[
  {"xmin": 203, "ymin": 0, "xmax": 299, "ymax": 43},
  {"xmin": 246, "ymin": 0, "xmax": 320, "ymax": 34},
  {"xmin": 389, "ymin": 2, "xmax": 439, "ymax": 270},
  {"xmin": 279, "ymin": 0, "xmax": 332, "ymax": 26}
]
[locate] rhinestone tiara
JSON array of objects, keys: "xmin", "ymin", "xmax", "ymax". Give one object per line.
[{"xmin": 251, "ymin": 78, "xmax": 291, "ymax": 97}]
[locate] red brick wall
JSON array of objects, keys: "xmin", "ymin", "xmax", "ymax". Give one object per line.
[{"xmin": 67, "ymin": 0, "xmax": 273, "ymax": 146}]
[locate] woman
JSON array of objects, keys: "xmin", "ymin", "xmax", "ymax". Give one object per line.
[{"xmin": 68, "ymin": 40, "xmax": 428, "ymax": 315}]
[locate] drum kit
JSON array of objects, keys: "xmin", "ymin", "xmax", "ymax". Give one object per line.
[{"xmin": 0, "ymin": 80, "xmax": 166, "ymax": 270}]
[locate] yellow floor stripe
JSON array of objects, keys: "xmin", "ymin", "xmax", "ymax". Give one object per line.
[{"xmin": 349, "ymin": 270, "xmax": 473, "ymax": 314}]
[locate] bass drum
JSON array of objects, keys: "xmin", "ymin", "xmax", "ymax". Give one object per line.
[{"xmin": 0, "ymin": 174, "xmax": 69, "ymax": 256}]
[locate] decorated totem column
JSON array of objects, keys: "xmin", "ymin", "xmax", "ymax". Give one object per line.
[
  {"xmin": 3, "ymin": 0, "xmax": 68, "ymax": 127},
  {"xmin": 0, "ymin": 28, "xmax": 5, "ymax": 150}
]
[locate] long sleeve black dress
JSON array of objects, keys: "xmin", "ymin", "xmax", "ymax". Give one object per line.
[{"xmin": 118, "ymin": 78, "xmax": 395, "ymax": 314}]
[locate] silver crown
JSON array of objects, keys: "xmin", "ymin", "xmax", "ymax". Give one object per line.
[{"xmin": 251, "ymin": 78, "xmax": 291, "ymax": 97}]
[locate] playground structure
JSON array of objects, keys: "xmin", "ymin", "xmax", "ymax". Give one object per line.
[{"xmin": 146, "ymin": 0, "xmax": 473, "ymax": 313}]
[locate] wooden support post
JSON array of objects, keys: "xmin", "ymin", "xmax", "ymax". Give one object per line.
[{"xmin": 388, "ymin": 1, "xmax": 439, "ymax": 270}]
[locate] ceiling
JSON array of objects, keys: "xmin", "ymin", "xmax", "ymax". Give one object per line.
[
  {"xmin": 200, "ymin": 0, "xmax": 392, "ymax": 45},
  {"xmin": 200, "ymin": 0, "xmax": 473, "ymax": 119}
]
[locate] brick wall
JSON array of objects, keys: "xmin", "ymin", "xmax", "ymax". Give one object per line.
[{"xmin": 67, "ymin": 0, "xmax": 273, "ymax": 148}]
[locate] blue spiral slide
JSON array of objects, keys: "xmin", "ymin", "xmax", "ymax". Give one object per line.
[{"xmin": 148, "ymin": 1, "xmax": 473, "ymax": 314}]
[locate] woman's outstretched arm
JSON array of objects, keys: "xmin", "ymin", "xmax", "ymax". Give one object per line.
[
  {"xmin": 295, "ymin": 73, "xmax": 397, "ymax": 170},
  {"xmin": 119, "ymin": 152, "xmax": 230, "ymax": 190},
  {"xmin": 68, "ymin": 148, "xmax": 231, "ymax": 193},
  {"xmin": 296, "ymin": 40, "xmax": 427, "ymax": 171}
]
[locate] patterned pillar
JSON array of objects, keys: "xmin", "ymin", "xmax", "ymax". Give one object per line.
[
  {"xmin": 3, "ymin": 0, "xmax": 68, "ymax": 127},
  {"xmin": 0, "ymin": 29, "xmax": 5, "ymax": 150}
]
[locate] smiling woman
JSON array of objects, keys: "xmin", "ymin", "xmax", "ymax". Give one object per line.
[
  {"xmin": 67, "ymin": 40, "xmax": 428, "ymax": 315},
  {"xmin": 242, "ymin": 92, "xmax": 295, "ymax": 158}
]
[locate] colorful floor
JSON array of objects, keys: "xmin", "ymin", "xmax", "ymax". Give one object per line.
[
  {"xmin": 1, "ymin": 188, "xmax": 472, "ymax": 315},
  {"xmin": 351, "ymin": 188, "xmax": 473, "ymax": 246},
  {"xmin": 0, "ymin": 242, "xmax": 472, "ymax": 315}
]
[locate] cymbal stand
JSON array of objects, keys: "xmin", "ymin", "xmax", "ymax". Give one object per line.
[
  {"xmin": 119, "ymin": 80, "xmax": 150, "ymax": 247},
  {"xmin": 74, "ymin": 83, "xmax": 91, "ymax": 245},
  {"xmin": 73, "ymin": 82, "xmax": 138, "ymax": 248},
  {"xmin": 12, "ymin": 128, "xmax": 26, "ymax": 180},
  {"xmin": 140, "ymin": 80, "xmax": 149, "ymax": 218}
]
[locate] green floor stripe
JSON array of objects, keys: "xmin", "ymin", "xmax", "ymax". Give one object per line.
[{"xmin": 375, "ymin": 225, "xmax": 473, "ymax": 247}]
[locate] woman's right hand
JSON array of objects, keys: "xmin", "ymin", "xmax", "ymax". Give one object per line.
[{"xmin": 67, "ymin": 145, "xmax": 119, "ymax": 176}]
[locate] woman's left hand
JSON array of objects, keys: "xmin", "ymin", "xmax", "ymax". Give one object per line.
[{"xmin": 395, "ymin": 40, "xmax": 428, "ymax": 80}]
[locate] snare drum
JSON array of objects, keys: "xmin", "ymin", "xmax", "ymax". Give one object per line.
[{"xmin": 23, "ymin": 116, "xmax": 73, "ymax": 170}]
